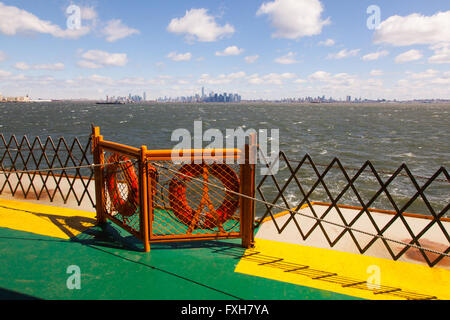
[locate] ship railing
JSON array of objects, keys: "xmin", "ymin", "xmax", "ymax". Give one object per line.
[
  {"xmin": 0, "ymin": 128, "xmax": 448, "ymax": 267},
  {"xmin": 254, "ymin": 148, "xmax": 449, "ymax": 268},
  {"xmin": 0, "ymin": 132, "xmax": 95, "ymax": 208}
]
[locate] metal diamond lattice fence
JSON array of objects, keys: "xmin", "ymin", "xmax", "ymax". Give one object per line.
[
  {"xmin": 255, "ymin": 150, "xmax": 449, "ymax": 267},
  {"xmin": 0, "ymin": 134, "xmax": 95, "ymax": 208}
]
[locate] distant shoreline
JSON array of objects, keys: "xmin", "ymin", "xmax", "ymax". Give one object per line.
[{"xmin": 1, "ymin": 100, "xmax": 450, "ymax": 107}]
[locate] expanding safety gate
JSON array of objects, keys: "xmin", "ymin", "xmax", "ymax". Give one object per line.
[{"xmin": 92, "ymin": 127, "xmax": 255, "ymax": 252}]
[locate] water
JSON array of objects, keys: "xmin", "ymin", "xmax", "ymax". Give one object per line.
[{"xmin": 1, "ymin": 102, "xmax": 449, "ymax": 216}]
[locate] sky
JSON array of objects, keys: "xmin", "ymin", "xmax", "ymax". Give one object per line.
[{"xmin": 0, "ymin": 0, "xmax": 449, "ymax": 100}]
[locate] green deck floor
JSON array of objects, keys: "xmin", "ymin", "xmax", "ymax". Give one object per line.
[
  {"xmin": 0, "ymin": 222, "xmax": 359, "ymax": 300},
  {"xmin": 152, "ymin": 208, "xmax": 241, "ymax": 235}
]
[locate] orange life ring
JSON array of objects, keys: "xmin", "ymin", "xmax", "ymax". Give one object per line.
[
  {"xmin": 105, "ymin": 154, "xmax": 139, "ymax": 217},
  {"xmin": 168, "ymin": 163, "xmax": 240, "ymax": 230}
]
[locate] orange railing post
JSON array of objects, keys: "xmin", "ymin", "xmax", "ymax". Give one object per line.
[
  {"xmin": 240, "ymin": 134, "xmax": 256, "ymax": 248},
  {"xmin": 139, "ymin": 145, "xmax": 150, "ymax": 252},
  {"xmin": 92, "ymin": 126, "xmax": 106, "ymax": 224}
]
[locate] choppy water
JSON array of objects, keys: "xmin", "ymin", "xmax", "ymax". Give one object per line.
[{"xmin": 1, "ymin": 102, "xmax": 449, "ymax": 216}]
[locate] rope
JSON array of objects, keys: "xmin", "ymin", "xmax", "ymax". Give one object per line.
[
  {"xmin": 0, "ymin": 154, "xmax": 447, "ymax": 258},
  {"xmin": 304, "ymin": 161, "xmax": 449, "ymax": 183},
  {"xmin": 2, "ymin": 145, "xmax": 447, "ymax": 182},
  {"xmin": 149, "ymin": 160, "xmax": 450, "ymax": 258},
  {"xmin": 270, "ymin": 155, "xmax": 450, "ymax": 183},
  {"xmin": 0, "ymin": 159, "xmax": 135, "ymax": 175},
  {"xmin": 0, "ymin": 149, "xmax": 88, "ymax": 164}
]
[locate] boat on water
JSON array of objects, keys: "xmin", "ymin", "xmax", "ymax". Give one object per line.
[{"xmin": 0, "ymin": 127, "xmax": 448, "ymax": 301}]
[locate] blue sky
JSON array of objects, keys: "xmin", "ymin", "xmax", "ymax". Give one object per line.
[{"xmin": 0, "ymin": 0, "xmax": 449, "ymax": 100}]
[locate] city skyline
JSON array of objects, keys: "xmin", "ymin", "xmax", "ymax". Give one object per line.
[
  {"xmin": 2, "ymin": 86, "xmax": 450, "ymax": 104},
  {"xmin": 0, "ymin": 1, "xmax": 449, "ymax": 101},
  {"xmin": 157, "ymin": 87, "xmax": 242, "ymax": 103}
]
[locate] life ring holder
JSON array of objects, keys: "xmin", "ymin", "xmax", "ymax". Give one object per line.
[
  {"xmin": 168, "ymin": 163, "xmax": 240, "ymax": 231},
  {"xmin": 105, "ymin": 153, "xmax": 139, "ymax": 217}
]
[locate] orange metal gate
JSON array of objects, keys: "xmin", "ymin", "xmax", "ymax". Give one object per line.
[{"xmin": 92, "ymin": 126, "xmax": 255, "ymax": 252}]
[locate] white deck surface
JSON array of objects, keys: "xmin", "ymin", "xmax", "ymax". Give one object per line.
[{"xmin": 0, "ymin": 172, "xmax": 96, "ymax": 212}]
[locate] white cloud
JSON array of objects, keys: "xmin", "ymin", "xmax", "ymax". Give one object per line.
[
  {"xmin": 197, "ymin": 71, "xmax": 297, "ymax": 87},
  {"xmin": 366, "ymin": 78, "xmax": 383, "ymax": 87},
  {"xmin": 308, "ymin": 71, "xmax": 357, "ymax": 86},
  {"xmin": 167, "ymin": 52, "xmax": 192, "ymax": 62},
  {"xmin": 86, "ymin": 74, "xmax": 115, "ymax": 86},
  {"xmin": 247, "ymin": 74, "xmax": 264, "ymax": 85},
  {"xmin": 406, "ymin": 69, "xmax": 439, "ymax": 79},
  {"xmin": 198, "ymin": 71, "xmax": 247, "ymax": 85},
  {"xmin": 228, "ymin": 71, "xmax": 247, "ymax": 79},
  {"xmin": 428, "ymin": 43, "xmax": 450, "ymax": 64},
  {"xmin": 38, "ymin": 64, "xmax": 63, "ymax": 71},
  {"xmin": 118, "ymin": 77, "xmax": 149, "ymax": 86},
  {"xmin": 0, "ymin": 51, "xmax": 7, "ymax": 62},
  {"xmin": 373, "ymin": 11, "xmax": 450, "ymax": 46},
  {"xmin": 0, "ymin": 2, "xmax": 90, "ymax": 39},
  {"xmin": 362, "ymin": 50, "xmax": 389, "ymax": 61},
  {"xmin": 395, "ymin": 49, "xmax": 423, "ymax": 63},
  {"xmin": 308, "ymin": 71, "xmax": 331, "ymax": 81},
  {"xmin": 76, "ymin": 60, "xmax": 103, "ymax": 69},
  {"xmin": 0, "ymin": 69, "xmax": 12, "ymax": 78},
  {"xmin": 167, "ymin": 8, "xmax": 235, "ymax": 42},
  {"xmin": 14, "ymin": 62, "xmax": 33, "ymax": 70},
  {"xmin": 102, "ymin": 19, "xmax": 140, "ymax": 42},
  {"xmin": 327, "ymin": 49, "xmax": 360, "ymax": 59},
  {"xmin": 0, "ymin": 3, "xmax": 139, "ymax": 43},
  {"xmin": 3, "ymin": 69, "xmax": 449, "ymax": 100},
  {"xmin": 78, "ymin": 50, "xmax": 128, "ymax": 68},
  {"xmin": 248, "ymin": 72, "xmax": 296, "ymax": 85},
  {"xmin": 245, "ymin": 55, "xmax": 260, "ymax": 64},
  {"xmin": 275, "ymin": 52, "xmax": 299, "ymax": 64},
  {"xmin": 13, "ymin": 62, "xmax": 64, "ymax": 70},
  {"xmin": 257, "ymin": 0, "xmax": 330, "ymax": 39},
  {"xmin": 318, "ymin": 38, "xmax": 335, "ymax": 46},
  {"xmin": 294, "ymin": 78, "xmax": 307, "ymax": 84},
  {"xmin": 431, "ymin": 77, "xmax": 450, "ymax": 85},
  {"xmin": 80, "ymin": 6, "xmax": 98, "ymax": 21},
  {"xmin": 370, "ymin": 69, "xmax": 384, "ymax": 76},
  {"xmin": 393, "ymin": 71, "xmax": 450, "ymax": 96},
  {"xmin": 215, "ymin": 46, "xmax": 244, "ymax": 56},
  {"xmin": 11, "ymin": 74, "xmax": 28, "ymax": 81}
]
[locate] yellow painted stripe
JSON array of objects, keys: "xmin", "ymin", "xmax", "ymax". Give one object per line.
[
  {"xmin": 235, "ymin": 238, "xmax": 450, "ymax": 300},
  {"xmin": 0, "ymin": 199, "xmax": 96, "ymax": 239}
]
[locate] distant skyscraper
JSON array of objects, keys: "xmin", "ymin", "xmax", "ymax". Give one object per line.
[
  {"xmin": 143, "ymin": 92, "xmax": 146, "ymax": 101},
  {"xmin": 201, "ymin": 87, "xmax": 205, "ymax": 98}
]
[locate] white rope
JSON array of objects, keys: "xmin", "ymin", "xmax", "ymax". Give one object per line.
[
  {"xmin": 0, "ymin": 156, "xmax": 447, "ymax": 258},
  {"xmin": 0, "ymin": 159, "xmax": 134, "ymax": 175}
]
